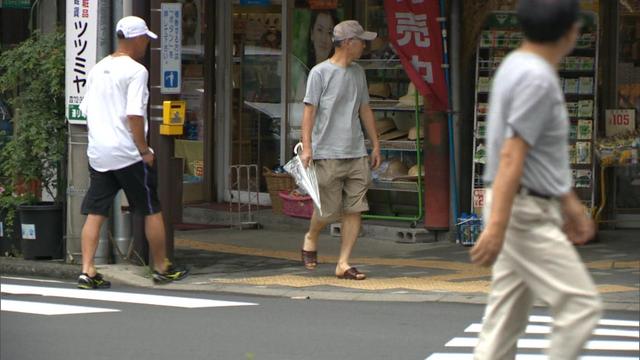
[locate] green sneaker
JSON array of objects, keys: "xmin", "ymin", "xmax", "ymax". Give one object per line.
[
  {"xmin": 77, "ymin": 273, "xmax": 111, "ymax": 289},
  {"xmin": 152, "ymin": 264, "xmax": 190, "ymax": 285}
]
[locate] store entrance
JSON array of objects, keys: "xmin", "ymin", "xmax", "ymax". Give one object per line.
[{"xmin": 225, "ymin": 3, "xmax": 284, "ymax": 205}]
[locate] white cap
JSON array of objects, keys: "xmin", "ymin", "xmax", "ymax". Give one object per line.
[
  {"xmin": 116, "ymin": 16, "xmax": 157, "ymax": 39},
  {"xmin": 333, "ymin": 20, "xmax": 377, "ymax": 42}
]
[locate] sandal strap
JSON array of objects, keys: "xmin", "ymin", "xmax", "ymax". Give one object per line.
[{"xmin": 301, "ymin": 249, "xmax": 318, "ymax": 267}]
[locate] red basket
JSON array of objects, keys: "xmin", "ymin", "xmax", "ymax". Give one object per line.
[{"xmin": 278, "ymin": 191, "xmax": 314, "ymax": 219}]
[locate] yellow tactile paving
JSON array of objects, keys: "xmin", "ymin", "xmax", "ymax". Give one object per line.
[
  {"xmin": 176, "ymin": 238, "xmax": 639, "ymax": 294},
  {"xmin": 209, "ymin": 274, "xmax": 493, "ymax": 292},
  {"xmin": 176, "ymin": 238, "xmax": 483, "ymax": 272},
  {"xmin": 207, "ymin": 275, "xmax": 637, "ymax": 294}
]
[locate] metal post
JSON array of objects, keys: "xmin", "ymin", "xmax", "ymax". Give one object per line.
[
  {"xmin": 450, "ymin": 0, "xmax": 462, "ymax": 229},
  {"xmin": 65, "ymin": 127, "xmax": 89, "ymax": 263},
  {"xmin": 112, "ymin": 192, "xmax": 132, "ymax": 263},
  {"xmin": 108, "ymin": 0, "xmax": 135, "ymax": 265},
  {"xmin": 215, "ymin": 0, "xmax": 232, "ymax": 202}
]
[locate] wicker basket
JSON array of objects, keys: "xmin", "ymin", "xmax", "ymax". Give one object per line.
[{"xmin": 263, "ymin": 167, "xmax": 296, "ymax": 214}]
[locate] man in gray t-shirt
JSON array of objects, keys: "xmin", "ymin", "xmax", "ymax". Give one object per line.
[
  {"xmin": 299, "ymin": 20, "xmax": 381, "ymax": 281},
  {"xmin": 483, "ymin": 51, "xmax": 572, "ymax": 196},
  {"xmin": 470, "ymin": 1, "xmax": 601, "ymax": 359}
]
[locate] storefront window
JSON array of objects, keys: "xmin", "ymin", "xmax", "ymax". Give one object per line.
[
  {"xmin": 172, "ymin": 0, "xmax": 206, "ymax": 204},
  {"xmin": 232, "ymin": 2, "xmax": 283, "ymax": 193},
  {"xmin": 287, "ymin": 1, "xmax": 426, "ymax": 218},
  {"xmin": 613, "ymin": 1, "xmax": 640, "ymax": 213}
]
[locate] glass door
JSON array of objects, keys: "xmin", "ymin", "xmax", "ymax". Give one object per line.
[{"xmin": 227, "ymin": 2, "xmax": 284, "ymax": 204}]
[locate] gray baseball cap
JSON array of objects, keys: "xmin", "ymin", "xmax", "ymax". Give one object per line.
[{"xmin": 332, "ymin": 20, "xmax": 377, "ymax": 41}]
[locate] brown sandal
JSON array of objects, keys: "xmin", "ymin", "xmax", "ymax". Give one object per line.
[
  {"xmin": 337, "ymin": 267, "xmax": 366, "ymax": 280},
  {"xmin": 301, "ymin": 249, "xmax": 317, "ymax": 270}
]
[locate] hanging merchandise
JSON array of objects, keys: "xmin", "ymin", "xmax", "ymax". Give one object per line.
[{"xmin": 596, "ymin": 131, "xmax": 640, "ymax": 167}]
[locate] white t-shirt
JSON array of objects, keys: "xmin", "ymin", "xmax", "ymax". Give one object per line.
[{"xmin": 79, "ymin": 55, "xmax": 149, "ymax": 172}]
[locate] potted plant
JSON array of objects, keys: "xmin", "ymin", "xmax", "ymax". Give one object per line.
[
  {"xmin": 0, "ymin": 183, "xmax": 34, "ymax": 256},
  {"xmin": 0, "ymin": 30, "xmax": 66, "ymax": 259}
]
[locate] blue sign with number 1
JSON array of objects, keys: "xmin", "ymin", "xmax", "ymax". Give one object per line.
[{"xmin": 164, "ymin": 71, "xmax": 178, "ymax": 88}]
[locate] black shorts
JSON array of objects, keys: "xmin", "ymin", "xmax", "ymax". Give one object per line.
[{"xmin": 81, "ymin": 161, "xmax": 161, "ymax": 216}]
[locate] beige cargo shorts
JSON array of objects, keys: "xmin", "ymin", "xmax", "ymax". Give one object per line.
[{"xmin": 313, "ymin": 156, "xmax": 372, "ymax": 222}]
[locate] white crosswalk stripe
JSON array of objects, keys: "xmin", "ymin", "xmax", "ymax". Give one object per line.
[
  {"xmin": 445, "ymin": 338, "xmax": 639, "ymax": 351},
  {"xmin": 425, "ymin": 317, "xmax": 640, "ymax": 360},
  {"xmin": 426, "ymin": 354, "xmax": 640, "ymax": 360},
  {"xmin": 1, "ymin": 284, "xmax": 258, "ymax": 309},
  {"xmin": 1, "ymin": 282, "xmax": 258, "ymax": 316},
  {"xmin": 528, "ymin": 315, "xmax": 640, "ymax": 328},
  {"xmin": 1, "ymin": 299, "xmax": 119, "ymax": 315},
  {"xmin": 465, "ymin": 323, "xmax": 640, "ymax": 338}
]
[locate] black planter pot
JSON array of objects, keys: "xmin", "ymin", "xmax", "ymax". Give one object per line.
[
  {"xmin": 0, "ymin": 207, "xmax": 21, "ymax": 256},
  {"xmin": 18, "ymin": 202, "xmax": 63, "ymax": 260}
]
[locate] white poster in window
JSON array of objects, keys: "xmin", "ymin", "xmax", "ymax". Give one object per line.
[
  {"xmin": 605, "ymin": 109, "xmax": 636, "ymax": 137},
  {"xmin": 161, "ymin": 3, "xmax": 182, "ymax": 94},
  {"xmin": 65, "ymin": 0, "xmax": 98, "ymax": 125}
]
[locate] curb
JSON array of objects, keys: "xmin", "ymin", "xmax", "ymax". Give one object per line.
[
  {"xmin": 2, "ymin": 258, "xmax": 638, "ymax": 312},
  {"xmin": 101, "ymin": 266, "xmax": 640, "ymax": 311},
  {"xmin": 1, "ymin": 257, "xmax": 80, "ymax": 280}
]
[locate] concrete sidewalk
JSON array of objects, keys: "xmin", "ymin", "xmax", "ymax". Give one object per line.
[{"xmin": 2, "ymin": 217, "xmax": 638, "ymax": 311}]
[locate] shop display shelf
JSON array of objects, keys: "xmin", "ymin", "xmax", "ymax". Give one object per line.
[
  {"xmin": 369, "ymin": 180, "xmax": 419, "ymax": 193},
  {"xmin": 365, "ymin": 140, "xmax": 417, "ymax": 151}
]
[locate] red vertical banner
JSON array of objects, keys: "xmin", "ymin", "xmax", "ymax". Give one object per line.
[{"xmin": 384, "ymin": 0, "xmax": 448, "ymax": 111}]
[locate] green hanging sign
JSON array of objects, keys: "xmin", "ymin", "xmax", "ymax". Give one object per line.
[{"xmin": 0, "ymin": 0, "xmax": 32, "ymax": 9}]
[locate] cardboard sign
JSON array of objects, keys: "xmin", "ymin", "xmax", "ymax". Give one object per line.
[{"xmin": 605, "ymin": 109, "xmax": 636, "ymax": 137}]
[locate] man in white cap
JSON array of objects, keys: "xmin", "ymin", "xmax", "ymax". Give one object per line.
[
  {"xmin": 299, "ymin": 20, "xmax": 381, "ymax": 280},
  {"xmin": 77, "ymin": 16, "xmax": 189, "ymax": 289}
]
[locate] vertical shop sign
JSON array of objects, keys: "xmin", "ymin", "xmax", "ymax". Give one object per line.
[
  {"xmin": 384, "ymin": 0, "xmax": 448, "ymax": 111},
  {"xmin": 65, "ymin": 0, "xmax": 98, "ymax": 125},
  {"xmin": 161, "ymin": 3, "xmax": 182, "ymax": 94}
]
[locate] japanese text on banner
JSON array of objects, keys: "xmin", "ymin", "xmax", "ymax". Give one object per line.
[{"xmin": 385, "ymin": 0, "xmax": 448, "ymax": 111}]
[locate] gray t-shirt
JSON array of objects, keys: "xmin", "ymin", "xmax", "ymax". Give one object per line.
[
  {"xmin": 303, "ymin": 60, "xmax": 369, "ymax": 159},
  {"xmin": 483, "ymin": 51, "xmax": 571, "ymax": 196}
]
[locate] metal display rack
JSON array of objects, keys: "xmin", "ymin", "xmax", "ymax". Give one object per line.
[
  {"xmin": 360, "ymin": 58, "xmax": 424, "ymax": 224},
  {"xmin": 470, "ymin": 11, "xmax": 599, "ymax": 214}
]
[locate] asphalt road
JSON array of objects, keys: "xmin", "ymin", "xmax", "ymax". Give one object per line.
[{"xmin": 1, "ymin": 276, "xmax": 638, "ymax": 360}]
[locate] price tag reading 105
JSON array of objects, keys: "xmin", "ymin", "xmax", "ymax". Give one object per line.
[{"xmin": 605, "ymin": 109, "xmax": 636, "ymax": 137}]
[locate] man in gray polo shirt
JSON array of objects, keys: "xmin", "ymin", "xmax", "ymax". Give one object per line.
[
  {"xmin": 298, "ymin": 20, "xmax": 381, "ymax": 280},
  {"xmin": 471, "ymin": 1, "xmax": 601, "ymax": 359}
]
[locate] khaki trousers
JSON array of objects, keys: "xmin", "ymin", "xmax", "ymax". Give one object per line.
[{"xmin": 474, "ymin": 189, "xmax": 602, "ymax": 360}]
